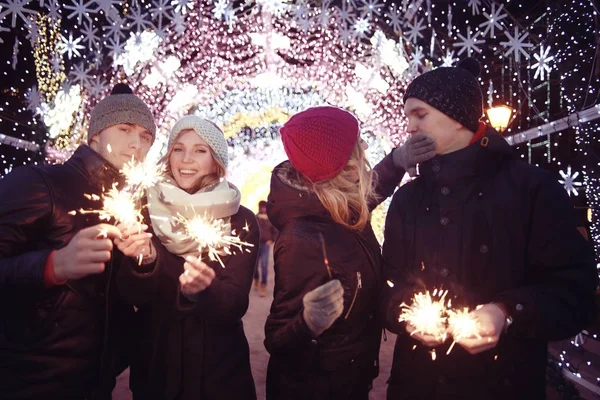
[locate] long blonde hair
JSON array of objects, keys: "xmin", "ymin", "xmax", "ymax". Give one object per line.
[
  {"xmin": 286, "ymin": 140, "xmax": 378, "ymax": 231},
  {"xmin": 160, "ymin": 144, "xmax": 227, "ymax": 194}
]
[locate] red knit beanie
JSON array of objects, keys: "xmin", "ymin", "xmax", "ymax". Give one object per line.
[{"xmin": 280, "ymin": 106, "xmax": 360, "ymax": 182}]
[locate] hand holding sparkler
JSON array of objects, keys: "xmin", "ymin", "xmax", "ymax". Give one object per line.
[
  {"xmin": 302, "ymin": 279, "xmax": 344, "ymax": 336},
  {"xmin": 114, "ymin": 222, "xmax": 154, "ymax": 264},
  {"xmin": 180, "ymin": 256, "xmax": 216, "ymax": 295},
  {"xmin": 53, "ymin": 224, "xmax": 122, "ymax": 281},
  {"xmin": 452, "ymin": 303, "xmax": 506, "ymax": 355},
  {"xmin": 401, "ymin": 289, "xmax": 450, "ymax": 347}
]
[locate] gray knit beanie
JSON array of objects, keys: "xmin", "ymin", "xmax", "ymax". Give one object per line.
[
  {"xmin": 169, "ymin": 115, "xmax": 229, "ymax": 168},
  {"xmin": 403, "ymin": 57, "xmax": 483, "ymax": 133},
  {"xmin": 88, "ymin": 83, "xmax": 156, "ymax": 143}
]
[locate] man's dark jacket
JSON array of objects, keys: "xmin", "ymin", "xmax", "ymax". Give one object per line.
[
  {"xmin": 0, "ymin": 145, "xmax": 134, "ymax": 399},
  {"xmin": 382, "ymin": 128, "xmax": 598, "ymax": 400}
]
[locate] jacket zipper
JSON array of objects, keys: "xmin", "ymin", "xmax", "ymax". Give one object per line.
[{"xmin": 344, "ymin": 271, "xmax": 362, "ymax": 320}]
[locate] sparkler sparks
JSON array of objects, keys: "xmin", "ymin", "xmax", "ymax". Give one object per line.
[
  {"xmin": 177, "ymin": 213, "xmax": 254, "ymax": 268},
  {"xmin": 399, "ymin": 289, "xmax": 450, "ymax": 342},
  {"xmin": 446, "ymin": 307, "xmax": 481, "ymax": 355},
  {"xmin": 76, "ymin": 185, "xmax": 144, "ymax": 226},
  {"xmin": 121, "ymin": 158, "xmax": 166, "ymax": 193}
]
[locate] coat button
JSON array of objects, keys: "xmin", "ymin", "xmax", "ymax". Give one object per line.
[
  {"xmin": 432, "ymin": 164, "xmax": 441, "ymax": 173},
  {"xmin": 439, "ymin": 268, "xmax": 449, "ymax": 278},
  {"xmin": 440, "ymin": 217, "xmax": 449, "ymax": 226},
  {"xmin": 310, "ymin": 339, "xmax": 318, "ymax": 345},
  {"xmin": 441, "ymin": 187, "xmax": 450, "ymax": 195},
  {"xmin": 516, "ymin": 304, "xmax": 524, "ymax": 311},
  {"xmin": 480, "ymin": 244, "xmax": 489, "ymax": 253}
]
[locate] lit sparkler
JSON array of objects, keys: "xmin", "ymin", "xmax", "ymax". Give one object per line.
[
  {"xmin": 318, "ymin": 232, "xmax": 333, "ymax": 279},
  {"xmin": 446, "ymin": 307, "xmax": 481, "ymax": 355},
  {"xmin": 121, "ymin": 158, "xmax": 166, "ymax": 195},
  {"xmin": 399, "ymin": 289, "xmax": 450, "ymax": 342},
  {"xmin": 178, "ymin": 213, "xmax": 254, "ymax": 268},
  {"xmin": 73, "ymin": 184, "xmax": 143, "ymax": 226}
]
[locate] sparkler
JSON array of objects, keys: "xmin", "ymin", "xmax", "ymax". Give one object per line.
[
  {"xmin": 71, "ymin": 184, "xmax": 144, "ymax": 226},
  {"xmin": 121, "ymin": 158, "xmax": 166, "ymax": 195},
  {"xmin": 318, "ymin": 232, "xmax": 333, "ymax": 279},
  {"xmin": 399, "ymin": 289, "xmax": 450, "ymax": 342},
  {"xmin": 446, "ymin": 307, "xmax": 481, "ymax": 355},
  {"xmin": 71, "ymin": 156, "xmax": 164, "ymax": 226},
  {"xmin": 177, "ymin": 213, "xmax": 254, "ymax": 268}
]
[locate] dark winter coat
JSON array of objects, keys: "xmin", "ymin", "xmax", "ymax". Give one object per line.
[
  {"xmin": 257, "ymin": 212, "xmax": 278, "ymax": 243},
  {"xmin": 0, "ymin": 145, "xmax": 135, "ymax": 400},
  {"xmin": 118, "ymin": 205, "xmax": 259, "ymax": 400},
  {"xmin": 264, "ymin": 153, "xmax": 405, "ymax": 400},
  {"xmin": 382, "ymin": 128, "xmax": 597, "ymax": 400}
]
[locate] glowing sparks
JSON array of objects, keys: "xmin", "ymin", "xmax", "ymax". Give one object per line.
[
  {"xmin": 399, "ymin": 289, "xmax": 449, "ymax": 342},
  {"xmin": 99, "ymin": 186, "xmax": 143, "ymax": 226},
  {"xmin": 178, "ymin": 213, "xmax": 254, "ymax": 268},
  {"xmin": 446, "ymin": 307, "xmax": 481, "ymax": 355},
  {"xmin": 74, "ymin": 185, "xmax": 143, "ymax": 226},
  {"xmin": 121, "ymin": 158, "xmax": 166, "ymax": 193}
]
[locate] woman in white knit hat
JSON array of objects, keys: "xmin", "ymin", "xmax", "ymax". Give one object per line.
[{"xmin": 118, "ymin": 115, "xmax": 259, "ymax": 400}]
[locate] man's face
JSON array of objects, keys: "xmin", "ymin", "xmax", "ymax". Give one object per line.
[
  {"xmin": 259, "ymin": 206, "xmax": 266, "ymax": 214},
  {"xmin": 404, "ymin": 98, "xmax": 470, "ymax": 155},
  {"xmin": 90, "ymin": 123, "xmax": 153, "ymax": 169}
]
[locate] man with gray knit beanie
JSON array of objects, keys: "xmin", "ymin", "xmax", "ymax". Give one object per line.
[
  {"xmin": 0, "ymin": 83, "xmax": 157, "ymax": 399},
  {"xmin": 382, "ymin": 57, "xmax": 596, "ymax": 399}
]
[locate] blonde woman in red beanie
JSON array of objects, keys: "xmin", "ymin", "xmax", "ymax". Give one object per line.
[
  {"xmin": 116, "ymin": 115, "xmax": 259, "ymax": 400},
  {"xmin": 264, "ymin": 106, "xmax": 436, "ymax": 400}
]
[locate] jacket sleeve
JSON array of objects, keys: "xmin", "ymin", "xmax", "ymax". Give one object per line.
[
  {"xmin": 493, "ymin": 174, "xmax": 598, "ymax": 341},
  {"xmin": 380, "ymin": 191, "xmax": 414, "ymax": 335},
  {"xmin": 0, "ymin": 167, "xmax": 54, "ymax": 289},
  {"xmin": 369, "ymin": 152, "xmax": 406, "ymax": 211},
  {"xmin": 177, "ymin": 213, "xmax": 260, "ymax": 323},
  {"xmin": 264, "ymin": 229, "xmax": 329, "ymax": 356},
  {"xmin": 115, "ymin": 236, "xmax": 161, "ymax": 307}
]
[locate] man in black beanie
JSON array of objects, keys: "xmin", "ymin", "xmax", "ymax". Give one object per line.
[
  {"xmin": 0, "ymin": 84, "xmax": 157, "ymax": 399},
  {"xmin": 381, "ymin": 58, "xmax": 597, "ymax": 399}
]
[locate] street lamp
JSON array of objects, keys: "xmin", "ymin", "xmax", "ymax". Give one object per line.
[{"xmin": 486, "ymin": 105, "xmax": 513, "ymax": 133}]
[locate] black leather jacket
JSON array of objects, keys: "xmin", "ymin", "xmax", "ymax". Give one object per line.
[{"xmin": 0, "ymin": 145, "xmax": 135, "ymax": 400}]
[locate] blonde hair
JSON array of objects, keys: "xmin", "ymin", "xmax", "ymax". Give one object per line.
[
  {"xmin": 160, "ymin": 142, "xmax": 227, "ymax": 194},
  {"xmin": 285, "ymin": 140, "xmax": 378, "ymax": 231}
]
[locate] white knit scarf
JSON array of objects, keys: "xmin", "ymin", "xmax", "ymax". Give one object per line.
[{"xmin": 147, "ymin": 177, "xmax": 241, "ymax": 258}]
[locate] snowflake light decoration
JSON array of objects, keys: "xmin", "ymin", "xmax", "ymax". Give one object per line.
[
  {"xmin": 478, "ymin": 3, "xmax": 507, "ymax": 39},
  {"xmin": 500, "ymin": 26, "xmax": 534, "ymax": 64},
  {"xmin": 531, "ymin": 45, "xmax": 554, "ymax": 81},
  {"xmin": 558, "ymin": 166, "xmax": 583, "ymax": 197},
  {"xmin": 452, "ymin": 28, "xmax": 484, "ymax": 57}
]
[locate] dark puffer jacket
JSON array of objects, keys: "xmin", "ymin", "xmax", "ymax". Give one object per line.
[
  {"xmin": 265, "ymin": 153, "xmax": 405, "ymax": 400},
  {"xmin": 382, "ymin": 128, "xmax": 597, "ymax": 400},
  {"xmin": 118, "ymin": 205, "xmax": 259, "ymax": 400},
  {"xmin": 0, "ymin": 145, "xmax": 135, "ymax": 400}
]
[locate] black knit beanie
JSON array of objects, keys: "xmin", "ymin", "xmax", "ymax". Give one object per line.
[{"xmin": 403, "ymin": 57, "xmax": 483, "ymax": 133}]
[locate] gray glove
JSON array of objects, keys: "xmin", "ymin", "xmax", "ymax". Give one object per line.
[
  {"xmin": 302, "ymin": 279, "xmax": 344, "ymax": 336},
  {"xmin": 392, "ymin": 134, "xmax": 436, "ymax": 177}
]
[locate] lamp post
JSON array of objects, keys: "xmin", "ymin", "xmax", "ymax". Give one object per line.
[{"xmin": 486, "ymin": 105, "xmax": 513, "ymax": 133}]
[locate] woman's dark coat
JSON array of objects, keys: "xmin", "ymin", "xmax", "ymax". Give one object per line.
[
  {"xmin": 118, "ymin": 205, "xmax": 259, "ymax": 400},
  {"xmin": 264, "ymin": 153, "xmax": 405, "ymax": 400}
]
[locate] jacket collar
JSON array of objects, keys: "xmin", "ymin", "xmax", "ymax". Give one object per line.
[
  {"xmin": 419, "ymin": 127, "xmax": 515, "ymax": 184},
  {"xmin": 267, "ymin": 161, "xmax": 332, "ymax": 230},
  {"xmin": 67, "ymin": 145, "xmax": 124, "ymax": 190}
]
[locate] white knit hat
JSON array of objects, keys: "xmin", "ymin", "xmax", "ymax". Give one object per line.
[{"xmin": 169, "ymin": 115, "xmax": 228, "ymax": 168}]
